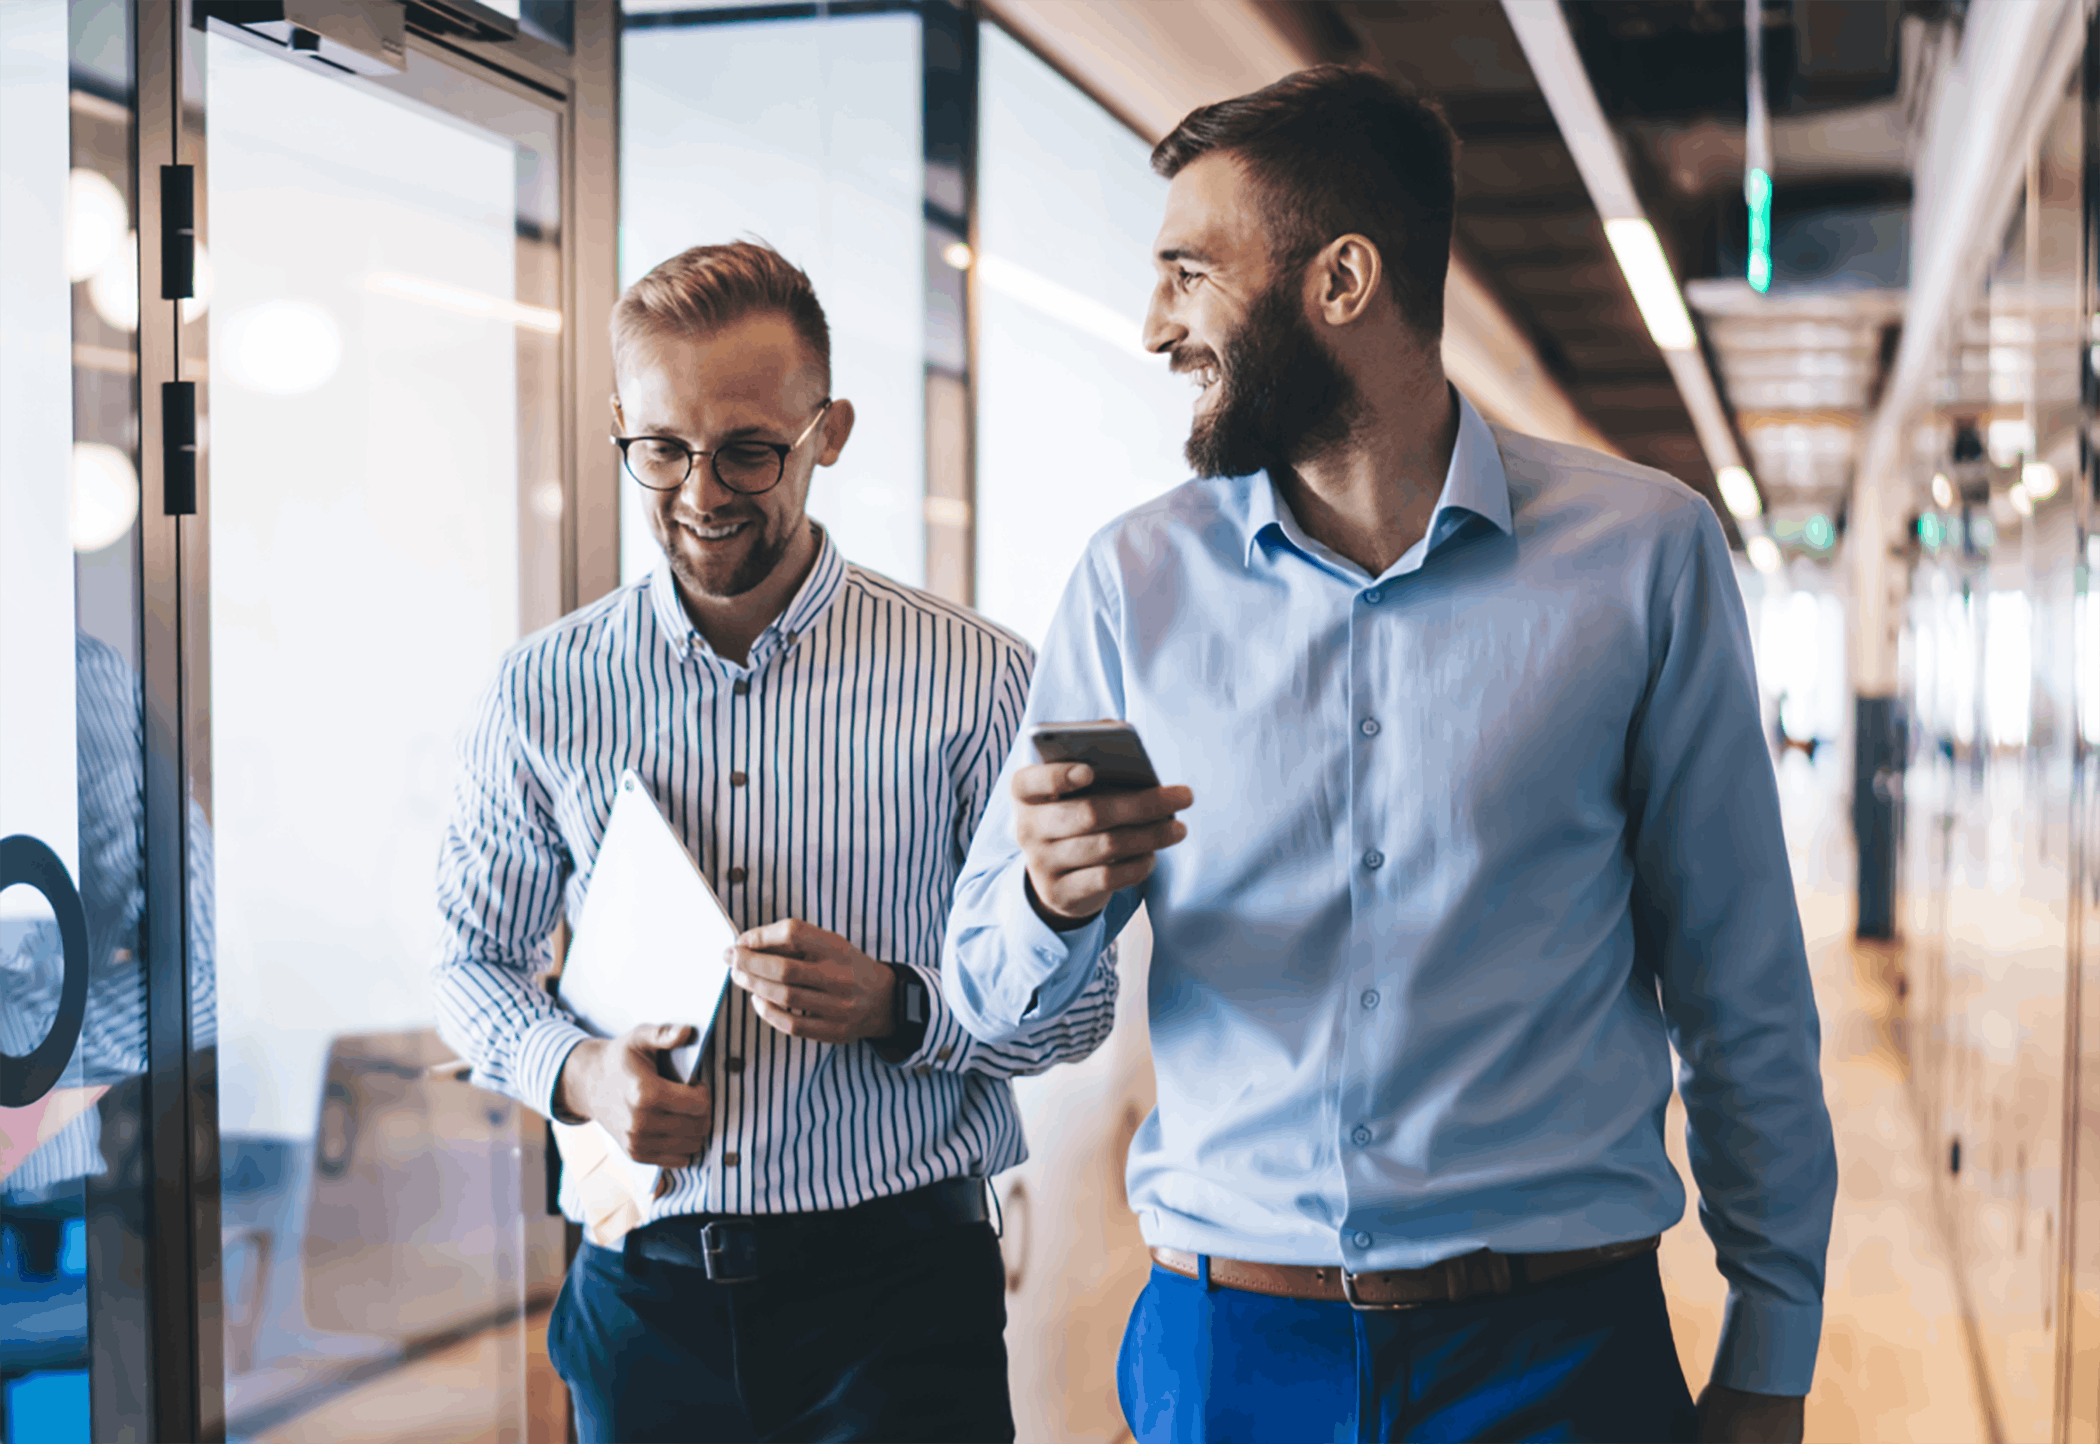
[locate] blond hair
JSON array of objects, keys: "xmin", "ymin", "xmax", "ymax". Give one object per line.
[{"xmin": 611, "ymin": 240, "xmax": 831, "ymax": 388}]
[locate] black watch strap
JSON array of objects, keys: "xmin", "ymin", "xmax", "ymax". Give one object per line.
[{"xmin": 875, "ymin": 963, "xmax": 931, "ymax": 1062}]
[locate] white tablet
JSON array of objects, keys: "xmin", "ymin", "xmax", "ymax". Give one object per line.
[{"xmin": 553, "ymin": 769, "xmax": 737, "ymax": 1203}]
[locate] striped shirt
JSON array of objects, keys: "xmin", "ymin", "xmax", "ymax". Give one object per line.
[
  {"xmin": 2, "ymin": 633, "xmax": 216, "ymax": 1199},
  {"xmin": 434, "ymin": 526, "xmax": 1118, "ymax": 1219}
]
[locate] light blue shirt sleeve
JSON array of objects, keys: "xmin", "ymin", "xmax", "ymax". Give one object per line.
[
  {"xmin": 945, "ymin": 547, "xmax": 1138, "ymax": 1041},
  {"xmin": 1630, "ymin": 506, "xmax": 1837, "ymax": 1395}
]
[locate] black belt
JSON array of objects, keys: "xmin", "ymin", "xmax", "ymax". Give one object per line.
[{"xmin": 622, "ymin": 1176, "xmax": 990, "ymax": 1283}]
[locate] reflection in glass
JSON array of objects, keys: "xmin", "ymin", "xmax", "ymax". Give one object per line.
[
  {"xmin": 1, "ymin": 1, "xmax": 158, "ymax": 1438},
  {"xmin": 620, "ymin": 8, "xmax": 925, "ymax": 587},
  {"xmin": 974, "ymin": 24, "xmax": 1189, "ymax": 647},
  {"xmin": 1895, "ymin": 75, "xmax": 2088, "ymax": 1444}
]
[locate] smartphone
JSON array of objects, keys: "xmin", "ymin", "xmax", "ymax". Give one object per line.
[{"xmin": 1029, "ymin": 721, "xmax": 1162, "ymax": 797}]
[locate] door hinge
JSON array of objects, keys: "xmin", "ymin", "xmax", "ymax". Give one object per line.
[
  {"xmin": 161, "ymin": 165, "xmax": 195, "ymax": 300},
  {"xmin": 164, "ymin": 381, "xmax": 197, "ymax": 515}
]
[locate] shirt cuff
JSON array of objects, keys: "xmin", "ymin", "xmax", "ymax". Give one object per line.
[
  {"xmin": 871, "ymin": 961, "xmax": 979, "ymax": 1073},
  {"xmin": 1711, "ymin": 1289, "xmax": 1823, "ymax": 1394},
  {"xmin": 993, "ymin": 865, "xmax": 1109, "ymax": 1023},
  {"xmin": 516, "ymin": 1015, "xmax": 595, "ymax": 1122}
]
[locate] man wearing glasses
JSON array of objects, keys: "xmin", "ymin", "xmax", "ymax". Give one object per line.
[{"xmin": 434, "ymin": 241, "xmax": 1113, "ymax": 1442}]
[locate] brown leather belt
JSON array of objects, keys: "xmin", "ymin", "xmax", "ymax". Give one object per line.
[{"xmin": 1150, "ymin": 1235, "xmax": 1660, "ymax": 1311}]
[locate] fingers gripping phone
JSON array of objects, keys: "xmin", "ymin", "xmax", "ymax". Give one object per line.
[{"xmin": 1029, "ymin": 721, "xmax": 1161, "ymax": 798}]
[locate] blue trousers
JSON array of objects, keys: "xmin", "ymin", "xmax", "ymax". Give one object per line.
[
  {"xmin": 547, "ymin": 1221, "xmax": 1014, "ymax": 1443},
  {"xmin": 1116, "ymin": 1253, "xmax": 1697, "ymax": 1443}
]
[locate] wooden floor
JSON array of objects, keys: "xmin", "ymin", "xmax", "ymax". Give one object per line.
[{"xmin": 248, "ymin": 1303, "xmax": 568, "ymax": 1444}]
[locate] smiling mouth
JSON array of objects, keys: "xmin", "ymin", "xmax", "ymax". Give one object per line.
[{"xmin": 679, "ymin": 518, "xmax": 750, "ymax": 543}]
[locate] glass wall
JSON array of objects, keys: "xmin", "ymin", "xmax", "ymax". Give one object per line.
[
  {"xmin": 619, "ymin": 5, "xmax": 926, "ymax": 589},
  {"xmin": 0, "ymin": 3, "xmax": 151, "ymax": 1439},
  {"xmin": 973, "ymin": 25, "xmax": 1188, "ymax": 646},
  {"xmin": 201, "ymin": 27, "xmax": 568, "ymax": 1443},
  {"xmin": 1895, "ymin": 60, "xmax": 2094, "ymax": 1443}
]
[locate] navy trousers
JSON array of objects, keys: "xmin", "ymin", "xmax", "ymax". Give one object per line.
[
  {"xmin": 547, "ymin": 1220, "xmax": 1015, "ymax": 1443},
  {"xmin": 1116, "ymin": 1252, "xmax": 1697, "ymax": 1443}
]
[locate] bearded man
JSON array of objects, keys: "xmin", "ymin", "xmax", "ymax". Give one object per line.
[{"xmin": 942, "ymin": 67, "xmax": 1835, "ymax": 1444}]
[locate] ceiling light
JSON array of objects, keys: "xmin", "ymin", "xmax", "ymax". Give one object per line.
[
  {"xmin": 2008, "ymin": 482, "xmax": 2033, "ymax": 517},
  {"xmin": 88, "ymin": 230, "xmax": 138, "ymax": 332},
  {"xmin": 2021, "ymin": 460, "xmax": 2059, "ymax": 499},
  {"xmin": 1746, "ymin": 535, "xmax": 1782, "ymax": 574},
  {"xmin": 67, "ymin": 168, "xmax": 127, "ymax": 283},
  {"xmin": 941, "ymin": 241, "xmax": 974, "ymax": 270},
  {"xmin": 1603, "ymin": 219, "xmax": 1698, "ymax": 353},
  {"xmin": 1986, "ymin": 418, "xmax": 2034, "ymax": 468},
  {"xmin": 70, "ymin": 442, "xmax": 139, "ymax": 552},
  {"xmin": 222, "ymin": 300, "xmax": 342, "ymax": 396},
  {"xmin": 976, "ymin": 253, "xmax": 1146, "ymax": 358},
  {"xmin": 1716, "ymin": 465, "xmax": 1762, "ymax": 519},
  {"xmin": 1931, "ymin": 472, "xmax": 1954, "ymax": 509},
  {"xmin": 366, "ymin": 271, "xmax": 561, "ymax": 333}
]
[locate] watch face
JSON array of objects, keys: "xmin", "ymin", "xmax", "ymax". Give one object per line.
[{"xmin": 906, "ymin": 979, "xmax": 927, "ymax": 1024}]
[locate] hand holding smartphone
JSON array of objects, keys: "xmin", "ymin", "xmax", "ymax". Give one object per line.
[
  {"xmin": 1016, "ymin": 720, "xmax": 1190, "ymax": 927},
  {"xmin": 1027, "ymin": 720, "xmax": 1162, "ymax": 797}
]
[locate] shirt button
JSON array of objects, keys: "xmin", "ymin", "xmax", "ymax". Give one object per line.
[
  {"xmin": 1352, "ymin": 1125, "xmax": 1372, "ymax": 1147},
  {"xmin": 1363, "ymin": 589, "xmax": 1382, "ymax": 605},
  {"xmin": 1361, "ymin": 989, "xmax": 1380, "ymax": 1010},
  {"xmin": 1359, "ymin": 718, "xmax": 1381, "ymax": 737},
  {"xmin": 1352, "ymin": 1230, "xmax": 1373, "ymax": 1249},
  {"xmin": 722, "ymin": 1152, "xmax": 740, "ymax": 1167},
  {"xmin": 733, "ymin": 680, "xmax": 749, "ymax": 696},
  {"xmin": 726, "ymin": 1056, "xmax": 743, "ymax": 1074},
  {"xmin": 727, "ymin": 866, "xmax": 748, "ymax": 884},
  {"xmin": 1363, "ymin": 849, "xmax": 1384, "ymax": 870},
  {"xmin": 730, "ymin": 770, "xmax": 748, "ymax": 787},
  {"xmin": 935, "ymin": 1046, "xmax": 953, "ymax": 1062}
]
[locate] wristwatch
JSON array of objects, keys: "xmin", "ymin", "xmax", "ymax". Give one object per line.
[{"xmin": 878, "ymin": 962, "xmax": 931, "ymax": 1061}]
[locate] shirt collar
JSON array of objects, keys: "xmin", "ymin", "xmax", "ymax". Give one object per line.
[
  {"xmin": 648, "ymin": 521, "xmax": 848, "ymax": 668},
  {"xmin": 1243, "ymin": 389, "xmax": 1513, "ymax": 572}
]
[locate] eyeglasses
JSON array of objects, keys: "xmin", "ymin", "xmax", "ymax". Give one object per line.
[{"xmin": 613, "ymin": 399, "xmax": 834, "ymax": 496}]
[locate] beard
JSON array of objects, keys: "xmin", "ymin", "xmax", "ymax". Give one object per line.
[
  {"xmin": 1180, "ymin": 276, "xmax": 1360, "ymax": 480},
  {"xmin": 659, "ymin": 505, "xmax": 798, "ymax": 600}
]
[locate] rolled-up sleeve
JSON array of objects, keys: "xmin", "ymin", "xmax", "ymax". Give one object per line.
[
  {"xmin": 945, "ymin": 545, "xmax": 1144, "ymax": 1048},
  {"xmin": 1627, "ymin": 503, "xmax": 1837, "ymax": 1395},
  {"xmin": 433, "ymin": 659, "xmax": 591, "ymax": 1121}
]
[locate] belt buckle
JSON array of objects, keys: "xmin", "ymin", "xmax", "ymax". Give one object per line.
[
  {"xmin": 1339, "ymin": 1269, "xmax": 1422, "ymax": 1312},
  {"xmin": 699, "ymin": 1221, "xmax": 759, "ymax": 1283}
]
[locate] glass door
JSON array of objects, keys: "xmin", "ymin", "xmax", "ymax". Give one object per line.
[
  {"xmin": 187, "ymin": 14, "xmax": 571, "ymax": 1442},
  {"xmin": 0, "ymin": 3, "xmax": 157, "ymax": 1441}
]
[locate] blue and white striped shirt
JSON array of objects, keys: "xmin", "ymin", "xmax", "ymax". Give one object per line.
[{"xmin": 434, "ymin": 527, "xmax": 1117, "ymax": 1219}]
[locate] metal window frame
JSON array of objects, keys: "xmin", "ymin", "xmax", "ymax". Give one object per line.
[{"xmin": 126, "ymin": 2, "xmax": 621, "ymax": 1437}]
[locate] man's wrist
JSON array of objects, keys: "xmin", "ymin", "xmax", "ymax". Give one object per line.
[
  {"xmin": 551, "ymin": 1039, "xmax": 597, "ymax": 1124},
  {"xmin": 1023, "ymin": 871, "xmax": 1102, "ymax": 932},
  {"xmin": 873, "ymin": 963, "xmax": 930, "ymax": 1060}
]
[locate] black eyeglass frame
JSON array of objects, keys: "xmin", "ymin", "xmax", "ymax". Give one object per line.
[{"xmin": 612, "ymin": 399, "xmax": 835, "ymax": 496}]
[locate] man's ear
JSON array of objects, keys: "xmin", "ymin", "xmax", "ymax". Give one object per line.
[
  {"xmin": 815, "ymin": 398, "xmax": 857, "ymax": 467},
  {"xmin": 609, "ymin": 391, "xmax": 626, "ymax": 434},
  {"xmin": 1311, "ymin": 234, "xmax": 1382, "ymax": 328}
]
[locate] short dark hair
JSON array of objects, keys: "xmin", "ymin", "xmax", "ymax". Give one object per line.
[
  {"xmin": 1152, "ymin": 66, "xmax": 1458, "ymax": 338},
  {"xmin": 612, "ymin": 240, "xmax": 832, "ymax": 389}
]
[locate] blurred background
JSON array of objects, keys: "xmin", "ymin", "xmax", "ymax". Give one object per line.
[{"xmin": 0, "ymin": 0, "xmax": 2095, "ymax": 1440}]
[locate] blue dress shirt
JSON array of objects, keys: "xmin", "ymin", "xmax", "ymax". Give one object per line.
[{"xmin": 944, "ymin": 395, "xmax": 1837, "ymax": 1394}]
